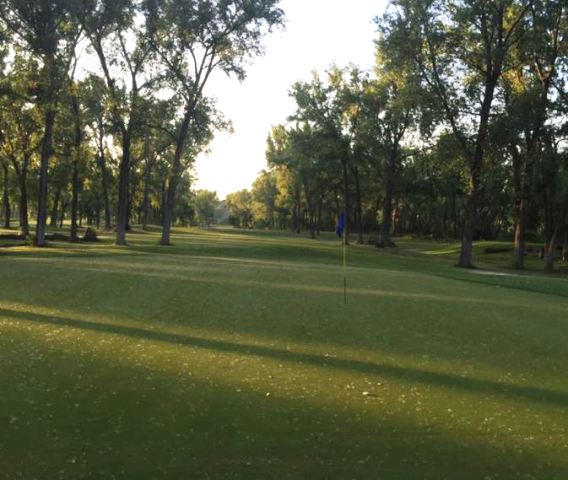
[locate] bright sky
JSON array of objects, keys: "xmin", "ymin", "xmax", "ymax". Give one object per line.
[{"xmin": 195, "ymin": 0, "xmax": 387, "ymax": 199}]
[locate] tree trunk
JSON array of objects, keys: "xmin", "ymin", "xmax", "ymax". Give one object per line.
[
  {"xmin": 511, "ymin": 145, "xmax": 524, "ymax": 269},
  {"xmin": 458, "ymin": 167, "xmax": 480, "ymax": 268},
  {"xmin": 379, "ymin": 149, "xmax": 397, "ymax": 248},
  {"xmin": 127, "ymin": 171, "xmax": 133, "ymax": 231},
  {"xmin": 316, "ymin": 199, "xmax": 322, "ymax": 236},
  {"xmin": 513, "ymin": 185, "xmax": 531, "ymax": 270},
  {"xmin": 99, "ymin": 154, "xmax": 111, "ymax": 230},
  {"xmin": 142, "ymin": 160, "xmax": 152, "ymax": 230},
  {"xmin": 544, "ymin": 226, "xmax": 559, "ymax": 272},
  {"xmin": 96, "ymin": 117, "xmax": 112, "ymax": 230},
  {"xmin": 353, "ymin": 165, "xmax": 364, "ymax": 244},
  {"xmin": 293, "ymin": 186, "xmax": 302, "ymax": 234},
  {"xmin": 70, "ymin": 94, "xmax": 82, "ymax": 243},
  {"xmin": 562, "ymin": 231, "xmax": 567, "ymax": 263},
  {"xmin": 342, "ymin": 158, "xmax": 350, "ymax": 246},
  {"xmin": 35, "ymin": 109, "xmax": 56, "ymax": 246},
  {"xmin": 392, "ymin": 198, "xmax": 400, "ymax": 237},
  {"xmin": 161, "ymin": 111, "xmax": 192, "ymax": 246},
  {"xmin": 545, "ymin": 191, "xmax": 568, "ymax": 271},
  {"xmin": 457, "ymin": 42, "xmax": 502, "ymax": 267},
  {"xmin": 116, "ymin": 130, "xmax": 131, "ymax": 245},
  {"xmin": 1, "ymin": 161, "xmax": 10, "ymax": 229},
  {"xmin": 50, "ymin": 185, "xmax": 62, "ymax": 228},
  {"xmin": 304, "ymin": 185, "xmax": 316, "ymax": 239},
  {"xmin": 18, "ymin": 169, "xmax": 29, "ymax": 237},
  {"xmin": 70, "ymin": 157, "xmax": 80, "ymax": 241},
  {"xmin": 541, "ymin": 142, "xmax": 558, "ymax": 259},
  {"xmin": 161, "ymin": 177, "xmax": 177, "ymax": 245},
  {"xmin": 59, "ymin": 202, "xmax": 66, "ymax": 229}
]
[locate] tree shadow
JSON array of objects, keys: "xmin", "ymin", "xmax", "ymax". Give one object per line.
[
  {"xmin": 2, "ymin": 340, "xmax": 564, "ymax": 480},
  {"xmin": 2, "ymin": 307, "xmax": 567, "ymax": 410}
]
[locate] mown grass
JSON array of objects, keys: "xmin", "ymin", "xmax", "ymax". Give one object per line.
[{"xmin": 1, "ymin": 227, "xmax": 567, "ymax": 479}]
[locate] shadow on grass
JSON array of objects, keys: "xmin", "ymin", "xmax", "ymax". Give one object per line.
[
  {"xmin": 3, "ymin": 228, "xmax": 567, "ymax": 300},
  {"xmin": 2, "ymin": 337, "xmax": 564, "ymax": 480},
  {"xmin": 3, "ymin": 307, "xmax": 567, "ymax": 410}
]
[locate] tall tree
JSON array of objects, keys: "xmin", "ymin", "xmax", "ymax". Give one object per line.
[
  {"xmin": 79, "ymin": 0, "xmax": 158, "ymax": 244},
  {"xmin": 0, "ymin": 73, "xmax": 41, "ymax": 237},
  {"xmin": 0, "ymin": 0, "xmax": 81, "ymax": 245},
  {"xmin": 502, "ymin": 0, "xmax": 567, "ymax": 268},
  {"xmin": 289, "ymin": 73, "xmax": 349, "ymax": 242},
  {"xmin": 380, "ymin": 0, "xmax": 533, "ymax": 267},
  {"xmin": 145, "ymin": 0, "xmax": 284, "ymax": 245}
]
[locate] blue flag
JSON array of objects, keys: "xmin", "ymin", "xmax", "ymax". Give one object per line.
[{"xmin": 336, "ymin": 212, "xmax": 346, "ymax": 238}]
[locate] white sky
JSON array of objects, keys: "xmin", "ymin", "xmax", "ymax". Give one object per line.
[{"xmin": 194, "ymin": 0, "xmax": 387, "ymax": 199}]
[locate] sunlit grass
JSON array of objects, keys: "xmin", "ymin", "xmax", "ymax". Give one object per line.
[{"xmin": 1, "ymin": 228, "xmax": 567, "ymax": 479}]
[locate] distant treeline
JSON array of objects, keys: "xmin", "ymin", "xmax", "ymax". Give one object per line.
[{"xmin": 225, "ymin": 1, "xmax": 568, "ymax": 271}]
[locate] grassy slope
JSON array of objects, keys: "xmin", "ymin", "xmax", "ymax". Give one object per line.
[{"xmin": 0, "ymin": 228, "xmax": 567, "ymax": 479}]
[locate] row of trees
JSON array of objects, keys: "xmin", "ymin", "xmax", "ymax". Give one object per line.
[
  {"xmin": 0, "ymin": 0, "xmax": 283, "ymax": 245},
  {"xmin": 232, "ymin": 0, "xmax": 567, "ymax": 271}
]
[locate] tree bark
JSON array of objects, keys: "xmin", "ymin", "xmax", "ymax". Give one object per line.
[
  {"xmin": 342, "ymin": 158, "xmax": 350, "ymax": 246},
  {"xmin": 316, "ymin": 198, "xmax": 322, "ymax": 236},
  {"xmin": 18, "ymin": 165, "xmax": 29, "ymax": 237},
  {"xmin": 59, "ymin": 201, "xmax": 66, "ymax": 229},
  {"xmin": 513, "ymin": 196, "xmax": 529, "ymax": 269},
  {"xmin": 1, "ymin": 161, "xmax": 10, "ymax": 229},
  {"xmin": 116, "ymin": 130, "xmax": 131, "ymax": 245},
  {"xmin": 99, "ymin": 153, "xmax": 111, "ymax": 230},
  {"xmin": 142, "ymin": 163, "xmax": 152, "ymax": 230},
  {"xmin": 544, "ymin": 226, "xmax": 560, "ymax": 272},
  {"xmin": 379, "ymin": 148, "xmax": 397, "ymax": 248},
  {"xmin": 511, "ymin": 144, "xmax": 526, "ymax": 269},
  {"xmin": 545, "ymin": 191, "xmax": 568, "ymax": 271},
  {"xmin": 161, "ymin": 111, "xmax": 192, "ymax": 245},
  {"xmin": 458, "ymin": 166, "xmax": 481, "ymax": 268},
  {"xmin": 458, "ymin": 73, "xmax": 498, "ymax": 268},
  {"xmin": 353, "ymin": 165, "xmax": 364, "ymax": 244},
  {"xmin": 392, "ymin": 197, "xmax": 400, "ymax": 237},
  {"xmin": 35, "ymin": 109, "xmax": 56, "ymax": 246},
  {"xmin": 96, "ymin": 117, "xmax": 112, "ymax": 230},
  {"xmin": 70, "ymin": 94, "xmax": 82, "ymax": 243},
  {"xmin": 142, "ymin": 134, "xmax": 153, "ymax": 230},
  {"xmin": 126, "ymin": 169, "xmax": 134, "ymax": 231},
  {"xmin": 50, "ymin": 185, "xmax": 62, "ymax": 228},
  {"xmin": 303, "ymin": 184, "xmax": 316, "ymax": 239},
  {"xmin": 542, "ymin": 147, "xmax": 557, "ymax": 258}
]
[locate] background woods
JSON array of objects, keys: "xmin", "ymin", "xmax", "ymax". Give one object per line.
[{"xmin": 0, "ymin": 0, "xmax": 567, "ymax": 271}]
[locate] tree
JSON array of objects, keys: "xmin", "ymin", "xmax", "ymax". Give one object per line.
[
  {"xmin": 252, "ymin": 170, "xmax": 277, "ymax": 228},
  {"xmin": 501, "ymin": 0, "xmax": 567, "ymax": 268},
  {"xmin": 0, "ymin": 151, "xmax": 10, "ymax": 228},
  {"xmin": 81, "ymin": 74, "xmax": 114, "ymax": 230},
  {"xmin": 379, "ymin": 0, "xmax": 533, "ymax": 267},
  {"xmin": 194, "ymin": 189, "xmax": 218, "ymax": 226},
  {"xmin": 289, "ymin": 73, "xmax": 349, "ymax": 242},
  {"xmin": 78, "ymin": 0, "xmax": 159, "ymax": 244},
  {"xmin": 145, "ymin": 0, "xmax": 284, "ymax": 245},
  {"xmin": 0, "ymin": 0, "xmax": 81, "ymax": 245},
  {"xmin": 0, "ymin": 59, "xmax": 42, "ymax": 237},
  {"xmin": 226, "ymin": 189, "xmax": 253, "ymax": 228}
]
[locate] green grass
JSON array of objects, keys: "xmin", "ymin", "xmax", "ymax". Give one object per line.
[{"xmin": 1, "ymin": 228, "xmax": 567, "ymax": 479}]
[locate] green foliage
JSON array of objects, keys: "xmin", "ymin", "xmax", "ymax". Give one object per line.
[
  {"xmin": 226, "ymin": 189, "xmax": 254, "ymax": 228},
  {"xmin": 194, "ymin": 189, "xmax": 219, "ymax": 226}
]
